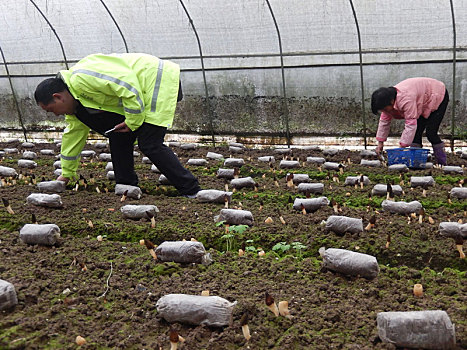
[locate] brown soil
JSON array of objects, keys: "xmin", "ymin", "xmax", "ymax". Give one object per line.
[{"xmin": 0, "ymin": 140, "xmax": 466, "ymax": 350}]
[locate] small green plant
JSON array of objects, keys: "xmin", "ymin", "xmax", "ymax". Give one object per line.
[
  {"xmin": 217, "ymin": 221, "xmax": 249, "ymax": 252},
  {"xmin": 228, "ymin": 224, "xmax": 249, "ymax": 234},
  {"xmin": 291, "ymin": 241, "xmax": 307, "ymax": 258},
  {"xmin": 221, "ymin": 232, "xmax": 236, "ymax": 252},
  {"xmin": 244, "ymin": 239, "xmax": 257, "ymax": 253},
  {"xmin": 272, "ymin": 241, "xmax": 307, "ymax": 258},
  {"xmin": 272, "ymin": 241, "xmax": 291, "ymax": 255}
]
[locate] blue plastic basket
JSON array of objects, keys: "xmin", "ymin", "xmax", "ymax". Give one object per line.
[{"xmin": 386, "ymin": 148, "xmax": 429, "ymax": 169}]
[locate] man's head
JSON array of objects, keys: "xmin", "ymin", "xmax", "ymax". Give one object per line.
[
  {"xmin": 34, "ymin": 77, "xmax": 77, "ymax": 116},
  {"xmin": 371, "ymin": 87, "xmax": 397, "ymax": 114}
]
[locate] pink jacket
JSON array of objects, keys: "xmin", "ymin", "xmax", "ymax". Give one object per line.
[{"xmin": 376, "ymin": 78, "xmax": 446, "ymax": 147}]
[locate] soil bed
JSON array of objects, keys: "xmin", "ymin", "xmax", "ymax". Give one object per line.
[{"xmin": 0, "ymin": 141, "xmax": 466, "ymax": 349}]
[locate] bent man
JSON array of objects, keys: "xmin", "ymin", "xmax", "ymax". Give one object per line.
[{"xmin": 35, "ymin": 53, "xmax": 201, "ymax": 197}]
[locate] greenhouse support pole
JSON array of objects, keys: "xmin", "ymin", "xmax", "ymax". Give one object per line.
[
  {"xmin": 178, "ymin": 0, "xmax": 216, "ymax": 147},
  {"xmin": 0, "ymin": 44, "xmax": 28, "ymax": 141},
  {"xmin": 449, "ymin": 0, "xmax": 456, "ymax": 151},
  {"xmin": 29, "ymin": 0, "xmax": 69, "ymax": 69},
  {"xmin": 99, "ymin": 0, "xmax": 129, "ymax": 53},
  {"xmin": 349, "ymin": 0, "xmax": 367, "ymax": 149},
  {"xmin": 265, "ymin": 0, "xmax": 290, "ymax": 147}
]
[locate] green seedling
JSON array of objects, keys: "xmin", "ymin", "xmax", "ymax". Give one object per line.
[
  {"xmin": 228, "ymin": 224, "xmax": 249, "ymax": 234},
  {"xmin": 217, "ymin": 222, "xmax": 249, "ymax": 252},
  {"xmin": 272, "ymin": 242, "xmax": 291, "ymax": 256},
  {"xmin": 291, "ymin": 241, "xmax": 307, "ymax": 259},
  {"xmin": 245, "ymin": 239, "xmax": 257, "ymax": 253}
]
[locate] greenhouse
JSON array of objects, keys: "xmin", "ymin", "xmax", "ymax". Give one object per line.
[{"xmin": 0, "ymin": 1, "xmax": 466, "ymax": 349}]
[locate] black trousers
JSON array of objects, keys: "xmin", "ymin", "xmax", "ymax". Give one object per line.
[
  {"xmin": 412, "ymin": 89, "xmax": 449, "ymax": 145},
  {"xmin": 74, "ymin": 103, "xmax": 201, "ymax": 195}
]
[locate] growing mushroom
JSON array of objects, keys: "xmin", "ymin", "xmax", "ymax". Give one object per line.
[
  {"xmin": 79, "ymin": 260, "xmax": 87, "ymax": 272},
  {"xmin": 265, "ymin": 292, "xmax": 279, "ymax": 316},
  {"xmin": 455, "ymin": 237, "xmax": 465, "ymax": 259},
  {"xmin": 169, "ymin": 329, "xmax": 183, "ymax": 350},
  {"xmin": 278, "ymin": 300, "xmax": 292, "ymax": 318},
  {"xmin": 273, "ymin": 175, "xmax": 279, "ymax": 187},
  {"xmin": 233, "ymin": 167, "xmax": 240, "ymax": 179},
  {"xmin": 286, "ymin": 173, "xmax": 294, "ymax": 188},
  {"xmin": 277, "ymin": 209, "xmax": 286, "ymax": 225},
  {"xmin": 385, "ymin": 233, "xmax": 391, "ymax": 249},
  {"xmin": 75, "ymin": 336, "xmax": 86, "ymax": 346},
  {"xmin": 120, "ymin": 190, "xmax": 128, "ymax": 202},
  {"xmin": 365, "ymin": 215, "xmax": 376, "ymax": 231},
  {"xmin": 140, "ymin": 239, "xmax": 157, "ymax": 259},
  {"xmin": 418, "ymin": 208, "xmax": 425, "ymax": 224},
  {"xmin": 240, "ymin": 312, "xmax": 251, "ymax": 341},
  {"xmin": 338, "ymin": 164, "xmax": 344, "ymax": 174},
  {"xmin": 330, "ymin": 199, "xmax": 339, "ymax": 214},
  {"xmin": 2, "ymin": 198, "xmax": 14, "ymax": 214},
  {"xmin": 300, "ymin": 203, "xmax": 307, "ymax": 215},
  {"xmin": 413, "ymin": 284, "xmax": 423, "ymax": 297},
  {"xmin": 386, "ymin": 183, "xmax": 394, "ymax": 200},
  {"xmin": 146, "ymin": 211, "xmax": 156, "ymax": 228}
]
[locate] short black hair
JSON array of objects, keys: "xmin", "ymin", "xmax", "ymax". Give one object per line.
[
  {"xmin": 34, "ymin": 77, "xmax": 68, "ymax": 105},
  {"xmin": 371, "ymin": 87, "xmax": 397, "ymax": 114}
]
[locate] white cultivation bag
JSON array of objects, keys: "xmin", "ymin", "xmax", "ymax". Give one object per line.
[
  {"xmin": 121, "ymin": 205, "xmax": 158, "ymax": 220},
  {"xmin": 20, "ymin": 224, "xmax": 61, "ymax": 246},
  {"xmin": 217, "ymin": 209, "xmax": 254, "ymax": 226},
  {"xmin": 156, "ymin": 294, "xmax": 236, "ymax": 327},
  {"xmin": 196, "ymin": 190, "xmax": 232, "ymax": 203},
  {"xmin": 325, "ymin": 215, "xmax": 363, "ymax": 234},
  {"xmin": 377, "ymin": 310, "xmax": 456, "ymax": 350},
  {"xmin": 155, "ymin": 241, "xmax": 211, "ymax": 264},
  {"xmin": 381, "ymin": 200, "xmax": 422, "ymax": 215},
  {"xmin": 320, "ymin": 248, "xmax": 379, "ymax": 279},
  {"xmin": 0, "ymin": 279, "xmax": 18, "ymax": 311},
  {"xmin": 27, "ymin": 193, "xmax": 63, "ymax": 208},
  {"xmin": 115, "ymin": 184, "xmax": 142, "ymax": 199}
]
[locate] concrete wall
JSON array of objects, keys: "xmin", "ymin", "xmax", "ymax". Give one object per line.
[{"xmin": 0, "ymin": 0, "xmax": 466, "ymax": 141}]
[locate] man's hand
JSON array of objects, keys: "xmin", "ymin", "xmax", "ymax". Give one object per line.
[
  {"xmin": 57, "ymin": 175, "xmax": 70, "ymax": 184},
  {"xmin": 375, "ymin": 141, "xmax": 384, "ymax": 155},
  {"xmin": 114, "ymin": 121, "xmax": 131, "ymax": 133}
]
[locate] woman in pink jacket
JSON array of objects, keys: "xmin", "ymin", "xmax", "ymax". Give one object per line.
[{"xmin": 371, "ymin": 77, "xmax": 449, "ymax": 165}]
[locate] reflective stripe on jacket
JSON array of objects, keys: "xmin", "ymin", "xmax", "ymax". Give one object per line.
[{"xmin": 58, "ymin": 53, "xmax": 180, "ymax": 179}]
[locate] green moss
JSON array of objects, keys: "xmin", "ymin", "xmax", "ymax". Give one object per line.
[{"xmin": 152, "ymin": 262, "xmax": 181, "ymax": 276}]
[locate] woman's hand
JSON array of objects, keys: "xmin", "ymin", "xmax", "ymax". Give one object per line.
[{"xmin": 375, "ymin": 141, "xmax": 384, "ymax": 155}]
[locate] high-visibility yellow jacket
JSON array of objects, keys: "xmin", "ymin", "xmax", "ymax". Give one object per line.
[{"xmin": 58, "ymin": 53, "xmax": 180, "ymax": 179}]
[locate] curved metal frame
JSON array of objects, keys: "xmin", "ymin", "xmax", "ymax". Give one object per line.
[
  {"xmin": 0, "ymin": 2, "xmax": 462, "ymax": 145},
  {"xmin": 349, "ymin": 0, "xmax": 367, "ymax": 149},
  {"xmin": 99, "ymin": 0, "xmax": 129, "ymax": 53},
  {"xmin": 178, "ymin": 0, "xmax": 216, "ymax": 146},
  {"xmin": 29, "ymin": 0, "xmax": 69, "ymax": 69},
  {"xmin": 449, "ymin": 0, "xmax": 457, "ymax": 151},
  {"xmin": 0, "ymin": 43, "xmax": 28, "ymax": 141},
  {"xmin": 265, "ymin": 0, "xmax": 290, "ymax": 147}
]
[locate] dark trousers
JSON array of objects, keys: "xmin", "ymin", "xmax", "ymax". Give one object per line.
[
  {"xmin": 412, "ymin": 89, "xmax": 449, "ymax": 145},
  {"xmin": 74, "ymin": 103, "xmax": 201, "ymax": 195}
]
